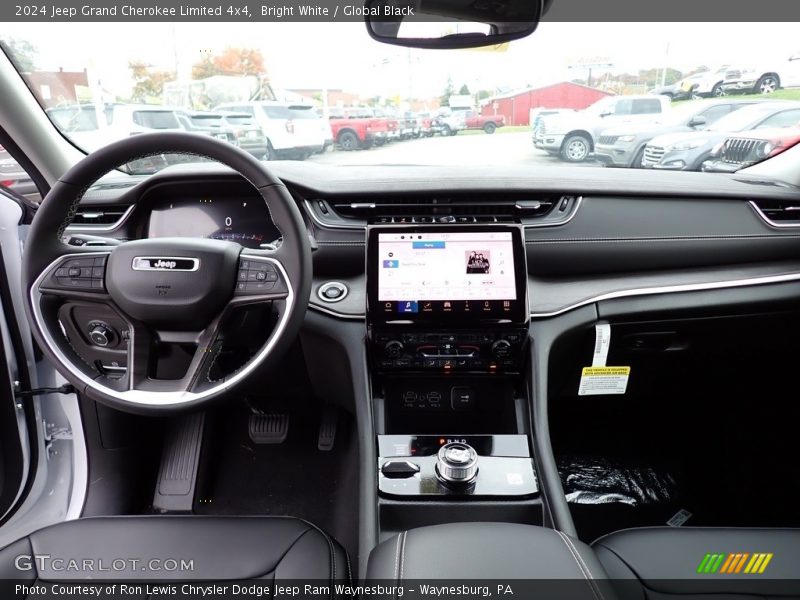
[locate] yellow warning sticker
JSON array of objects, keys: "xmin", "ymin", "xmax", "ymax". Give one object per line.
[
  {"xmin": 579, "ymin": 366, "xmax": 631, "ymax": 396},
  {"xmin": 581, "ymin": 367, "xmax": 631, "ymax": 376}
]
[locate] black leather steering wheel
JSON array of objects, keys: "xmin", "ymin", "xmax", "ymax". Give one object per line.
[{"xmin": 22, "ymin": 132, "xmax": 312, "ymax": 413}]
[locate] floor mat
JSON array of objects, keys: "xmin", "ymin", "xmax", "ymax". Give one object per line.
[
  {"xmin": 194, "ymin": 403, "xmax": 359, "ymax": 561},
  {"xmin": 557, "ymin": 454, "xmax": 689, "ymax": 542}
]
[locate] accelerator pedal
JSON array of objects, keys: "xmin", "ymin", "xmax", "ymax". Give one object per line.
[{"xmin": 318, "ymin": 406, "xmax": 339, "ymax": 452}]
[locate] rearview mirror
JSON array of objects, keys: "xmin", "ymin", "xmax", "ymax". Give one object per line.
[
  {"xmin": 365, "ymin": 0, "xmax": 544, "ymax": 49},
  {"xmin": 688, "ymin": 115, "xmax": 707, "ymax": 127}
]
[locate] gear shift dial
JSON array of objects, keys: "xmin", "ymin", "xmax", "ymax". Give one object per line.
[{"xmin": 436, "ymin": 442, "xmax": 479, "ymax": 484}]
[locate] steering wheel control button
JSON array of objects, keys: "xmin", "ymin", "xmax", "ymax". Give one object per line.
[
  {"xmin": 381, "ymin": 460, "xmax": 421, "ymax": 479},
  {"xmin": 436, "ymin": 442, "xmax": 479, "ymax": 485},
  {"xmin": 317, "ymin": 281, "xmax": 348, "ymax": 303},
  {"xmin": 49, "ymin": 254, "xmax": 108, "ymax": 293},
  {"xmin": 234, "ymin": 258, "xmax": 284, "ymax": 296}
]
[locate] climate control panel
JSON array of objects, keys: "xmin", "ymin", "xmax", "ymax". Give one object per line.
[{"xmin": 370, "ymin": 328, "xmax": 528, "ymax": 373}]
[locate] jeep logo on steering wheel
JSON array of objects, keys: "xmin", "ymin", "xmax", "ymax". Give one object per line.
[{"xmin": 132, "ymin": 257, "xmax": 200, "ymax": 272}]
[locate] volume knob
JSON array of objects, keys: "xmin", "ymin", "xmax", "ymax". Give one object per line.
[
  {"xmin": 491, "ymin": 339, "xmax": 512, "ymax": 358},
  {"xmin": 384, "ymin": 340, "xmax": 404, "ymax": 358},
  {"xmin": 436, "ymin": 442, "xmax": 479, "ymax": 485}
]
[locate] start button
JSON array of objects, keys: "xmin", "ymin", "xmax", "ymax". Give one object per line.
[{"xmin": 317, "ymin": 281, "xmax": 348, "ymax": 303}]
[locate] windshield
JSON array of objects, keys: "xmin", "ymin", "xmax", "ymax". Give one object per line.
[
  {"xmin": 706, "ymin": 104, "xmax": 786, "ymax": 132},
  {"xmin": 3, "ymin": 22, "xmax": 800, "ymax": 173}
]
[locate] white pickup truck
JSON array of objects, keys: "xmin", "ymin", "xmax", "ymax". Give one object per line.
[
  {"xmin": 533, "ymin": 94, "xmax": 672, "ymax": 162},
  {"xmin": 722, "ymin": 53, "xmax": 800, "ymax": 95}
]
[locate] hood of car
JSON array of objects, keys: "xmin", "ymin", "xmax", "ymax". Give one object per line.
[
  {"xmin": 738, "ymin": 126, "xmax": 800, "ymax": 142},
  {"xmin": 649, "ymin": 130, "xmax": 726, "ymax": 147}
]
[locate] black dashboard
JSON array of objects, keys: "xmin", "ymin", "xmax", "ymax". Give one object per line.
[{"xmin": 67, "ymin": 162, "xmax": 800, "ymax": 324}]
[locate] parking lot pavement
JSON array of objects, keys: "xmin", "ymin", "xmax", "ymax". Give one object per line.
[{"xmin": 307, "ymin": 131, "xmax": 601, "ymax": 168}]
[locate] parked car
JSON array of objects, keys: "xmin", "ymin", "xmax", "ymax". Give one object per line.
[
  {"xmin": 678, "ymin": 66, "xmax": 730, "ymax": 99},
  {"xmin": 461, "ymin": 109, "xmax": 506, "ymax": 134},
  {"xmin": 415, "ymin": 112, "xmax": 436, "ymax": 137},
  {"xmin": 47, "ymin": 104, "xmax": 186, "ymax": 153},
  {"xmin": 215, "ymin": 112, "xmax": 270, "ymax": 158},
  {"xmin": 593, "ymin": 99, "xmax": 755, "ymax": 168},
  {"xmin": 0, "ymin": 144, "xmax": 36, "ymax": 198},
  {"xmin": 284, "ymin": 104, "xmax": 334, "ymax": 155},
  {"xmin": 401, "ymin": 112, "xmax": 423, "ymax": 138},
  {"xmin": 371, "ymin": 108, "xmax": 401, "ymax": 141},
  {"xmin": 649, "ymin": 82, "xmax": 686, "ymax": 100},
  {"xmin": 431, "ymin": 108, "xmax": 466, "ymax": 136},
  {"xmin": 702, "ymin": 126, "xmax": 800, "ymax": 172},
  {"xmin": 47, "ymin": 103, "xmax": 192, "ymax": 173},
  {"xmin": 214, "ymin": 101, "xmax": 324, "ymax": 160},
  {"xmin": 533, "ymin": 94, "xmax": 671, "ymax": 162},
  {"xmin": 328, "ymin": 107, "xmax": 389, "ymax": 150},
  {"xmin": 643, "ymin": 101, "xmax": 800, "ymax": 171},
  {"xmin": 722, "ymin": 53, "xmax": 800, "ymax": 95},
  {"xmin": 175, "ymin": 110, "xmax": 238, "ymax": 144}
]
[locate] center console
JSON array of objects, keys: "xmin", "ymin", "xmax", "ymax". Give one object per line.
[{"xmin": 366, "ymin": 225, "xmax": 538, "ymax": 518}]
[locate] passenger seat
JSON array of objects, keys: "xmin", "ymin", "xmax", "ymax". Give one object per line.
[{"xmin": 593, "ymin": 527, "xmax": 800, "ymax": 599}]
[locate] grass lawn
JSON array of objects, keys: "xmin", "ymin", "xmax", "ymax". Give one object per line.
[{"xmin": 674, "ymin": 88, "xmax": 800, "ymax": 105}]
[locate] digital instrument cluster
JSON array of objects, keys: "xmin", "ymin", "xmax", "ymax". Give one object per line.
[{"xmin": 147, "ymin": 197, "xmax": 280, "ymax": 249}]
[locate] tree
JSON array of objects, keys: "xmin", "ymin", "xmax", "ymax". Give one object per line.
[
  {"xmin": 458, "ymin": 83, "xmax": 471, "ymax": 95},
  {"xmin": 191, "ymin": 47, "xmax": 267, "ymax": 79},
  {"xmin": 128, "ymin": 61, "xmax": 176, "ymax": 103},
  {"xmin": 440, "ymin": 76, "xmax": 455, "ymax": 107},
  {"xmin": 1, "ymin": 38, "xmax": 38, "ymax": 72}
]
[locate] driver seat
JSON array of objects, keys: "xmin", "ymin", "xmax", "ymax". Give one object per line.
[{"xmin": 0, "ymin": 516, "xmax": 349, "ymax": 583}]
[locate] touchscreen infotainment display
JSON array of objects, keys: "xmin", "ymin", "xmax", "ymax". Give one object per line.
[{"xmin": 367, "ymin": 226, "xmax": 528, "ymax": 324}]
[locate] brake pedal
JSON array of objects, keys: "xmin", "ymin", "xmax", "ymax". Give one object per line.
[
  {"xmin": 249, "ymin": 413, "xmax": 289, "ymax": 444},
  {"xmin": 318, "ymin": 406, "xmax": 339, "ymax": 452}
]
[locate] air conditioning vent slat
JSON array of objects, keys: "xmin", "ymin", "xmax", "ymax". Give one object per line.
[
  {"xmin": 750, "ymin": 199, "xmax": 800, "ymax": 227},
  {"xmin": 326, "ymin": 196, "xmax": 560, "ymax": 223},
  {"xmin": 69, "ymin": 205, "xmax": 130, "ymax": 226}
]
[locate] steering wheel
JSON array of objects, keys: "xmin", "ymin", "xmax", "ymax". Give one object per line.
[{"xmin": 22, "ymin": 132, "xmax": 312, "ymax": 413}]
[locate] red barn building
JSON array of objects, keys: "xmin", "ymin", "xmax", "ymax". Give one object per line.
[{"xmin": 481, "ymin": 82, "xmax": 612, "ymax": 126}]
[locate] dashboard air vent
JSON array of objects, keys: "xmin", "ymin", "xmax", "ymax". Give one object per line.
[
  {"xmin": 750, "ymin": 199, "xmax": 800, "ymax": 226},
  {"xmin": 69, "ymin": 206, "xmax": 130, "ymax": 226},
  {"xmin": 318, "ymin": 195, "xmax": 571, "ymax": 226}
]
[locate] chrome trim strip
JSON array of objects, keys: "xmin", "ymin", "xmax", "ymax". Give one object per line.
[
  {"xmin": 31, "ymin": 253, "xmax": 294, "ymax": 406},
  {"xmin": 303, "ymin": 196, "xmax": 583, "ymax": 231},
  {"xmin": 748, "ymin": 200, "xmax": 800, "ymax": 229},
  {"xmin": 304, "ymin": 199, "xmax": 363, "ymax": 230},
  {"xmin": 530, "ymin": 271, "xmax": 800, "ymax": 318},
  {"xmin": 65, "ymin": 204, "xmax": 135, "ymax": 233},
  {"xmin": 308, "ymin": 303, "xmax": 364, "ymax": 320},
  {"xmin": 132, "ymin": 256, "xmax": 200, "ymax": 272},
  {"xmin": 524, "ymin": 195, "xmax": 583, "ymax": 228},
  {"xmin": 307, "ymin": 270, "xmax": 800, "ymax": 321}
]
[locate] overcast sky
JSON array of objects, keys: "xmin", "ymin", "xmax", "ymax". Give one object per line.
[{"xmin": 4, "ymin": 22, "xmax": 800, "ymax": 100}]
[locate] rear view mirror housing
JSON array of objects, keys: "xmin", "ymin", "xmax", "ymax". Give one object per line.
[{"xmin": 365, "ymin": 0, "xmax": 546, "ymax": 49}]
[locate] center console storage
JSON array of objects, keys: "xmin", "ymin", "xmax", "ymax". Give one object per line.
[
  {"xmin": 366, "ymin": 224, "xmax": 541, "ymax": 535},
  {"xmin": 367, "ymin": 522, "xmax": 609, "ymax": 589}
]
